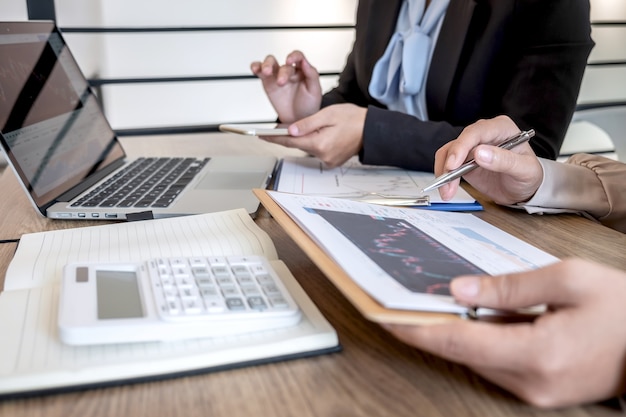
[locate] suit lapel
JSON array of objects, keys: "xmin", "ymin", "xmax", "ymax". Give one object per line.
[
  {"xmin": 365, "ymin": 0, "xmax": 404, "ymax": 73},
  {"xmin": 426, "ymin": 0, "xmax": 477, "ymax": 119}
]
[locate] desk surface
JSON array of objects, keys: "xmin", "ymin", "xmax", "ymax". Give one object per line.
[{"xmin": 1, "ymin": 133, "xmax": 625, "ymax": 417}]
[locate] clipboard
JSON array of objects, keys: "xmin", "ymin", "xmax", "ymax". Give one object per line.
[{"xmin": 254, "ymin": 188, "xmax": 464, "ymax": 325}]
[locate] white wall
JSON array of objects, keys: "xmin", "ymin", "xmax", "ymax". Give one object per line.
[
  {"xmin": 561, "ymin": 0, "xmax": 626, "ymax": 160},
  {"xmin": 52, "ymin": 0, "xmax": 358, "ymax": 131},
  {"xmin": 0, "ymin": 0, "xmax": 27, "ymax": 19},
  {"xmin": 51, "ymin": 0, "xmax": 626, "ymax": 144}
]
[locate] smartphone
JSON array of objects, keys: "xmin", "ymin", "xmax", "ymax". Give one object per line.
[{"xmin": 219, "ymin": 123, "xmax": 290, "ymax": 136}]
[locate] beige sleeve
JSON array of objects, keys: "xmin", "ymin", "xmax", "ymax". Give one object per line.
[{"xmin": 516, "ymin": 154, "xmax": 626, "ymax": 233}]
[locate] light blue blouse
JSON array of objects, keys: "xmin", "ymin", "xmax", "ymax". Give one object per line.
[{"xmin": 368, "ymin": 0, "xmax": 450, "ymax": 121}]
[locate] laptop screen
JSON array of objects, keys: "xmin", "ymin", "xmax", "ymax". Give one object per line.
[{"xmin": 0, "ymin": 21, "xmax": 125, "ymax": 209}]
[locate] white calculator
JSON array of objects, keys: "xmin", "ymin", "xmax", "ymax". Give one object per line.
[{"xmin": 58, "ymin": 255, "xmax": 302, "ymax": 345}]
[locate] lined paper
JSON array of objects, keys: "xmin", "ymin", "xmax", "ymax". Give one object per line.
[{"xmin": 0, "ymin": 210, "xmax": 337, "ymax": 396}]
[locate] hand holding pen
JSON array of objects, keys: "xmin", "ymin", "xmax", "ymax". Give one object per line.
[
  {"xmin": 422, "ymin": 130, "xmax": 535, "ymax": 193},
  {"xmin": 425, "ymin": 117, "xmax": 544, "ymax": 205}
]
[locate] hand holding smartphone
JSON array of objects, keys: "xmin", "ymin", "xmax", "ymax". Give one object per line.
[{"xmin": 219, "ymin": 123, "xmax": 290, "ymax": 136}]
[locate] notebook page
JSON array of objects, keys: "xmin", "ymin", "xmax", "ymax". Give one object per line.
[
  {"xmin": 0, "ymin": 261, "xmax": 338, "ymax": 395},
  {"xmin": 4, "ymin": 209, "xmax": 278, "ymax": 292}
]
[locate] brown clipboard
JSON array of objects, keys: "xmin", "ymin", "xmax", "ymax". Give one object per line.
[{"xmin": 254, "ymin": 189, "xmax": 464, "ymax": 325}]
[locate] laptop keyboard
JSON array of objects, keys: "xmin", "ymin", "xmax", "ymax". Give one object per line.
[{"xmin": 72, "ymin": 157, "xmax": 209, "ymax": 209}]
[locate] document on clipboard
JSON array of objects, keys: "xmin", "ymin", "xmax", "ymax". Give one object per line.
[
  {"xmin": 254, "ymin": 189, "xmax": 558, "ymax": 325},
  {"xmin": 273, "ymin": 156, "xmax": 482, "ymax": 211}
]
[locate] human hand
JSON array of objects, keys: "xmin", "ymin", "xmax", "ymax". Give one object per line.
[
  {"xmin": 250, "ymin": 50, "xmax": 323, "ymax": 123},
  {"xmin": 433, "ymin": 116, "xmax": 543, "ymax": 205},
  {"xmin": 383, "ymin": 258, "xmax": 626, "ymax": 408},
  {"xmin": 258, "ymin": 103, "xmax": 367, "ymax": 168}
]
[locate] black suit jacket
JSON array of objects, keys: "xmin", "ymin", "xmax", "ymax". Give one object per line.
[{"xmin": 321, "ymin": 0, "xmax": 594, "ymax": 171}]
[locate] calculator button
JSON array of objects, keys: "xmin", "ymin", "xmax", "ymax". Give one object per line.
[
  {"xmin": 237, "ymin": 276, "xmax": 255, "ymax": 285},
  {"xmin": 166, "ymin": 299, "xmax": 182, "ymax": 315},
  {"xmin": 256, "ymin": 274, "xmax": 274, "ymax": 285},
  {"xmin": 262, "ymin": 284, "xmax": 281, "ymax": 296},
  {"xmin": 172, "ymin": 266, "xmax": 189, "ymax": 278},
  {"xmin": 207, "ymin": 256, "xmax": 227, "ymax": 265},
  {"xmin": 162, "ymin": 287, "xmax": 178, "ymax": 298},
  {"xmin": 205, "ymin": 299, "xmax": 226, "ymax": 313},
  {"xmin": 195, "ymin": 277, "xmax": 213, "ymax": 287},
  {"xmin": 160, "ymin": 276, "xmax": 175, "ymax": 289},
  {"xmin": 268, "ymin": 296, "xmax": 289, "ymax": 309},
  {"xmin": 158, "ymin": 265, "xmax": 171, "ymax": 276},
  {"xmin": 200, "ymin": 287, "xmax": 220, "ymax": 298},
  {"xmin": 170, "ymin": 258, "xmax": 186, "ymax": 267},
  {"xmin": 211, "ymin": 266, "xmax": 230, "ymax": 277},
  {"xmin": 250, "ymin": 264, "xmax": 267, "ymax": 274},
  {"xmin": 225, "ymin": 298, "xmax": 246, "ymax": 310},
  {"xmin": 179, "ymin": 287, "xmax": 200, "ymax": 299},
  {"xmin": 247, "ymin": 296, "xmax": 268, "ymax": 310},
  {"xmin": 192, "ymin": 266, "xmax": 210, "ymax": 278},
  {"xmin": 182, "ymin": 299, "xmax": 203, "ymax": 314},
  {"xmin": 216, "ymin": 276, "xmax": 235, "ymax": 287},
  {"xmin": 189, "ymin": 257, "xmax": 207, "ymax": 267},
  {"xmin": 230, "ymin": 264, "xmax": 247, "ymax": 273},
  {"xmin": 158, "ymin": 269, "xmax": 168, "ymax": 276},
  {"xmin": 176, "ymin": 276, "xmax": 195, "ymax": 288},
  {"xmin": 147, "ymin": 255, "xmax": 300, "ymax": 327},
  {"xmin": 221, "ymin": 287, "xmax": 240, "ymax": 297},
  {"xmin": 241, "ymin": 286, "xmax": 261, "ymax": 296}
]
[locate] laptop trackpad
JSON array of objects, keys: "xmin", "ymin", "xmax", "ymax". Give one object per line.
[{"xmin": 194, "ymin": 172, "xmax": 267, "ymax": 190}]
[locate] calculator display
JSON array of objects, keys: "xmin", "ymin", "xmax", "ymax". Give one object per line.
[{"xmin": 96, "ymin": 270, "xmax": 145, "ymax": 319}]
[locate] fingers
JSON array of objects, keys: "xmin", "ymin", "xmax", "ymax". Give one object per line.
[
  {"xmin": 285, "ymin": 50, "xmax": 307, "ymax": 67},
  {"xmin": 433, "ymin": 116, "xmax": 520, "ymax": 176},
  {"xmin": 286, "ymin": 50, "xmax": 319, "ymax": 80},
  {"xmin": 250, "ymin": 54, "xmax": 297, "ymax": 83},
  {"xmin": 257, "ymin": 110, "xmax": 324, "ymax": 149},
  {"xmin": 451, "ymin": 259, "xmax": 595, "ymax": 311},
  {"xmin": 471, "ymin": 143, "xmax": 537, "ymax": 177},
  {"xmin": 282, "ymin": 50, "xmax": 320, "ymax": 94},
  {"xmin": 431, "ymin": 116, "xmax": 520, "ymax": 199},
  {"xmin": 250, "ymin": 61, "xmax": 261, "ymax": 75},
  {"xmin": 435, "ymin": 180, "xmax": 461, "ymax": 201},
  {"xmin": 251, "ymin": 51, "xmax": 319, "ymax": 86},
  {"xmin": 288, "ymin": 109, "xmax": 327, "ymax": 137},
  {"xmin": 386, "ymin": 320, "xmax": 533, "ymax": 369}
]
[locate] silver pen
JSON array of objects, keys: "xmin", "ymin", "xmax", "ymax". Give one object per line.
[{"xmin": 421, "ymin": 129, "xmax": 535, "ymax": 193}]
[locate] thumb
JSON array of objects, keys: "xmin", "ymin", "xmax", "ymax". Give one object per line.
[
  {"xmin": 298, "ymin": 58, "xmax": 323, "ymax": 102},
  {"xmin": 300, "ymin": 57, "xmax": 320, "ymax": 81},
  {"xmin": 451, "ymin": 261, "xmax": 582, "ymax": 310},
  {"xmin": 472, "ymin": 145, "xmax": 534, "ymax": 176},
  {"xmin": 289, "ymin": 110, "xmax": 327, "ymax": 136}
]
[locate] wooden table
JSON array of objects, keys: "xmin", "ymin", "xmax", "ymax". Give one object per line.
[{"xmin": 1, "ymin": 133, "xmax": 625, "ymax": 417}]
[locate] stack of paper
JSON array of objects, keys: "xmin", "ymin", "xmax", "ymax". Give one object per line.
[{"xmin": 274, "ymin": 156, "xmax": 482, "ymax": 211}]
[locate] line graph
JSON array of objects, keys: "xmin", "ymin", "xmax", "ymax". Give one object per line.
[{"xmin": 312, "ymin": 209, "xmax": 486, "ymax": 295}]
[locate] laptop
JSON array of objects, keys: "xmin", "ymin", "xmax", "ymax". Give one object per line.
[{"xmin": 0, "ymin": 21, "xmax": 277, "ymax": 221}]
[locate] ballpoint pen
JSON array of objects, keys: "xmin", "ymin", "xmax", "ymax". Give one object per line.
[{"xmin": 421, "ymin": 129, "xmax": 535, "ymax": 193}]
